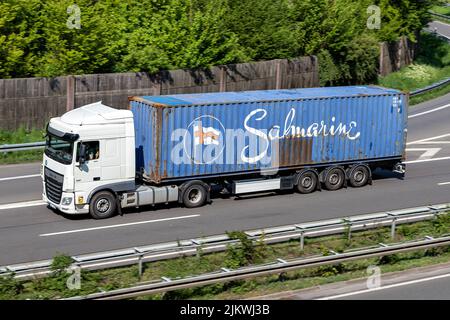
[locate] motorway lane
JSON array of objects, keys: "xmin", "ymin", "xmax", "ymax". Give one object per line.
[
  {"xmin": 0, "ymin": 94, "xmax": 450, "ymax": 265},
  {"xmin": 428, "ymin": 20, "xmax": 450, "ymax": 38},
  {"xmin": 0, "ymin": 162, "xmax": 41, "ymax": 204},
  {"xmin": 1, "ymin": 159, "xmax": 450, "ymax": 265},
  {"xmin": 255, "ymin": 262, "xmax": 450, "ymax": 300},
  {"xmin": 338, "ymin": 275, "xmax": 450, "ymax": 300},
  {"xmin": 0, "ymin": 93, "xmax": 448, "ymax": 207}
]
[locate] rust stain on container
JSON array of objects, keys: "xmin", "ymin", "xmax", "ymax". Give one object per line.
[{"xmin": 279, "ymin": 137, "xmax": 313, "ymax": 166}]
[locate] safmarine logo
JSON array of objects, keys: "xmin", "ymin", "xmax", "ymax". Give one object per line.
[
  {"xmin": 171, "ymin": 107, "xmax": 361, "ymax": 167},
  {"xmin": 183, "ymin": 115, "xmax": 226, "ymax": 164},
  {"xmin": 193, "ymin": 120, "xmax": 221, "ymax": 146}
]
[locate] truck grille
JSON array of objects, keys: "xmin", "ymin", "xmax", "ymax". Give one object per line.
[{"xmin": 44, "ymin": 167, "xmax": 64, "ymax": 204}]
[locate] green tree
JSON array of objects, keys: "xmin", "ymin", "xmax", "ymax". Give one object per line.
[
  {"xmin": 0, "ymin": 0, "xmax": 43, "ymax": 78},
  {"xmin": 31, "ymin": 0, "xmax": 126, "ymax": 77},
  {"xmin": 117, "ymin": 0, "xmax": 246, "ymax": 73},
  {"xmin": 0, "ymin": 0, "xmax": 442, "ymax": 82},
  {"xmin": 223, "ymin": 0, "xmax": 299, "ymax": 60}
]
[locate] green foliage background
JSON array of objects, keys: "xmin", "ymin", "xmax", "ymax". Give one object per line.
[{"xmin": 0, "ymin": 0, "xmax": 442, "ymax": 84}]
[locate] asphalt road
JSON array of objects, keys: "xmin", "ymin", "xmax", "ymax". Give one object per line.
[
  {"xmin": 428, "ymin": 20, "xmax": 450, "ymax": 38},
  {"xmin": 0, "ymin": 93, "xmax": 450, "ymax": 266},
  {"xmin": 0, "ymin": 163, "xmax": 41, "ymax": 204},
  {"xmin": 338, "ymin": 275, "xmax": 450, "ymax": 300},
  {"xmin": 255, "ymin": 262, "xmax": 450, "ymax": 300}
]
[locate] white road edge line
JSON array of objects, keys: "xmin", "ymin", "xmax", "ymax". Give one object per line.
[
  {"xmin": 407, "ymin": 133, "xmax": 450, "ymax": 145},
  {"xmin": 0, "ymin": 200, "xmax": 45, "ymax": 211},
  {"xmin": 404, "ymin": 156, "xmax": 450, "ymax": 164},
  {"xmin": 0, "ymin": 174, "xmax": 40, "ymax": 182},
  {"xmin": 317, "ymin": 273, "xmax": 450, "ymax": 300},
  {"xmin": 408, "ymin": 104, "xmax": 450, "ymax": 119},
  {"xmin": 438, "ymin": 182, "xmax": 450, "ymax": 186},
  {"xmin": 405, "ymin": 148, "xmax": 441, "ymax": 161},
  {"xmin": 40, "ymin": 214, "xmax": 201, "ymax": 237}
]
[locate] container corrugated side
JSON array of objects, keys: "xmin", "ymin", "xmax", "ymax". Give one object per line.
[{"xmin": 130, "ymin": 92, "xmax": 407, "ymax": 183}]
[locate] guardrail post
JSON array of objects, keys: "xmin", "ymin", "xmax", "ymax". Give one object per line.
[
  {"xmin": 138, "ymin": 254, "xmax": 143, "ymax": 280},
  {"xmin": 300, "ymin": 230, "xmax": 305, "ymax": 251},
  {"xmin": 391, "ymin": 217, "xmax": 397, "ymax": 240},
  {"xmin": 343, "ymin": 219, "xmax": 352, "ymax": 242},
  {"xmin": 134, "ymin": 248, "xmax": 144, "ymax": 280}
]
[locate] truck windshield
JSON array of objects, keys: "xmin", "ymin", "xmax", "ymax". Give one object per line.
[{"xmin": 45, "ymin": 134, "xmax": 74, "ymax": 165}]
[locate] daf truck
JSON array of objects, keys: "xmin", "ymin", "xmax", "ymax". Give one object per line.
[{"xmin": 42, "ymin": 86, "xmax": 407, "ymax": 219}]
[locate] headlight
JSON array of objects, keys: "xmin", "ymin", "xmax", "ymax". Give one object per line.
[{"xmin": 62, "ymin": 197, "xmax": 72, "ymax": 205}]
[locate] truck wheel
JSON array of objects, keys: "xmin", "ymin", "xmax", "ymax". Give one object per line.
[
  {"xmin": 182, "ymin": 184, "xmax": 207, "ymax": 208},
  {"xmin": 348, "ymin": 165, "xmax": 370, "ymax": 188},
  {"xmin": 296, "ymin": 170, "xmax": 318, "ymax": 194},
  {"xmin": 324, "ymin": 167, "xmax": 345, "ymax": 191},
  {"xmin": 90, "ymin": 191, "xmax": 117, "ymax": 219}
]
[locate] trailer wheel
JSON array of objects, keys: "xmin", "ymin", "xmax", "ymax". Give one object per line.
[
  {"xmin": 182, "ymin": 183, "xmax": 207, "ymax": 208},
  {"xmin": 324, "ymin": 167, "xmax": 345, "ymax": 191},
  {"xmin": 295, "ymin": 170, "xmax": 318, "ymax": 194},
  {"xmin": 89, "ymin": 191, "xmax": 117, "ymax": 219},
  {"xmin": 348, "ymin": 165, "xmax": 370, "ymax": 188}
]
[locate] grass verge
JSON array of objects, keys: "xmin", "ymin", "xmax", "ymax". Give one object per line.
[
  {"xmin": 410, "ymin": 80, "xmax": 450, "ymax": 105},
  {"xmin": 0, "ymin": 128, "xmax": 44, "ymax": 165},
  {"xmin": 378, "ymin": 32, "xmax": 450, "ymax": 94},
  {"xmin": 0, "ymin": 214, "xmax": 449, "ymax": 300},
  {"xmin": 431, "ymin": 6, "xmax": 450, "ymax": 17}
]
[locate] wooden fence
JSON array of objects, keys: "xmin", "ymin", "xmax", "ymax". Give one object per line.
[
  {"xmin": 379, "ymin": 35, "xmax": 418, "ymax": 77},
  {"xmin": 0, "ymin": 56, "xmax": 319, "ymax": 130}
]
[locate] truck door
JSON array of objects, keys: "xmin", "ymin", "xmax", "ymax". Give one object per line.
[{"xmin": 74, "ymin": 141, "xmax": 102, "ymax": 190}]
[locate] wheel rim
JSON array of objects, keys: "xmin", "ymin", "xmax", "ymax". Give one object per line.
[
  {"xmin": 329, "ymin": 172, "xmax": 341, "ymax": 185},
  {"xmin": 354, "ymin": 170, "xmax": 365, "ymax": 183},
  {"xmin": 96, "ymin": 198, "xmax": 110, "ymax": 213},
  {"xmin": 188, "ymin": 188, "xmax": 202, "ymax": 204},
  {"xmin": 301, "ymin": 176, "xmax": 313, "ymax": 188}
]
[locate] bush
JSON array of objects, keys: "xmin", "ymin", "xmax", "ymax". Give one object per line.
[
  {"xmin": 314, "ymin": 263, "xmax": 346, "ymax": 277},
  {"xmin": 378, "ymin": 254, "xmax": 400, "ymax": 265},
  {"xmin": 51, "ymin": 253, "xmax": 74, "ymax": 275},
  {"xmin": 224, "ymin": 231, "xmax": 256, "ymax": 268},
  {"xmin": 431, "ymin": 214, "xmax": 450, "ymax": 234},
  {"xmin": 0, "ymin": 274, "xmax": 24, "ymax": 297},
  {"xmin": 398, "ymin": 224, "xmax": 421, "ymax": 238}
]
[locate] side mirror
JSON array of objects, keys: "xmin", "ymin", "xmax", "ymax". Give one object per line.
[{"xmin": 78, "ymin": 143, "xmax": 86, "ymax": 165}]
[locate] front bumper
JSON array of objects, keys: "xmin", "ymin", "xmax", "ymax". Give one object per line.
[{"xmin": 43, "ymin": 192, "xmax": 89, "ymax": 214}]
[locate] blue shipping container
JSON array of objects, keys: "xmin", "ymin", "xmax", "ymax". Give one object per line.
[{"xmin": 129, "ymin": 86, "xmax": 407, "ymax": 183}]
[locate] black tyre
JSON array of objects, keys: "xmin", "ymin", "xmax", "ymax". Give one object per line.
[
  {"xmin": 89, "ymin": 191, "xmax": 117, "ymax": 219},
  {"xmin": 324, "ymin": 167, "xmax": 345, "ymax": 191},
  {"xmin": 348, "ymin": 165, "xmax": 370, "ymax": 188},
  {"xmin": 182, "ymin": 183, "xmax": 207, "ymax": 208},
  {"xmin": 296, "ymin": 170, "xmax": 318, "ymax": 194}
]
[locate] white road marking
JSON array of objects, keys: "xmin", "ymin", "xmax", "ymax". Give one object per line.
[
  {"xmin": 405, "ymin": 148, "xmax": 441, "ymax": 160},
  {"xmin": 438, "ymin": 181, "xmax": 450, "ymax": 186},
  {"xmin": 412, "ymin": 141, "xmax": 450, "ymax": 144},
  {"xmin": 0, "ymin": 174, "xmax": 40, "ymax": 182},
  {"xmin": 407, "ymin": 133, "xmax": 450, "ymax": 145},
  {"xmin": 40, "ymin": 214, "xmax": 201, "ymax": 237},
  {"xmin": 0, "ymin": 200, "xmax": 45, "ymax": 211},
  {"xmin": 317, "ymin": 273, "xmax": 450, "ymax": 300},
  {"xmin": 404, "ymin": 156, "xmax": 450, "ymax": 164},
  {"xmin": 408, "ymin": 104, "xmax": 450, "ymax": 119}
]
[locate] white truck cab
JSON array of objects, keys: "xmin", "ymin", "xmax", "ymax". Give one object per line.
[{"xmin": 42, "ymin": 102, "xmax": 136, "ymax": 218}]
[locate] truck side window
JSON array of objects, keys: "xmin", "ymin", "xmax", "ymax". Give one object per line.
[{"xmin": 78, "ymin": 141, "xmax": 100, "ymax": 161}]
